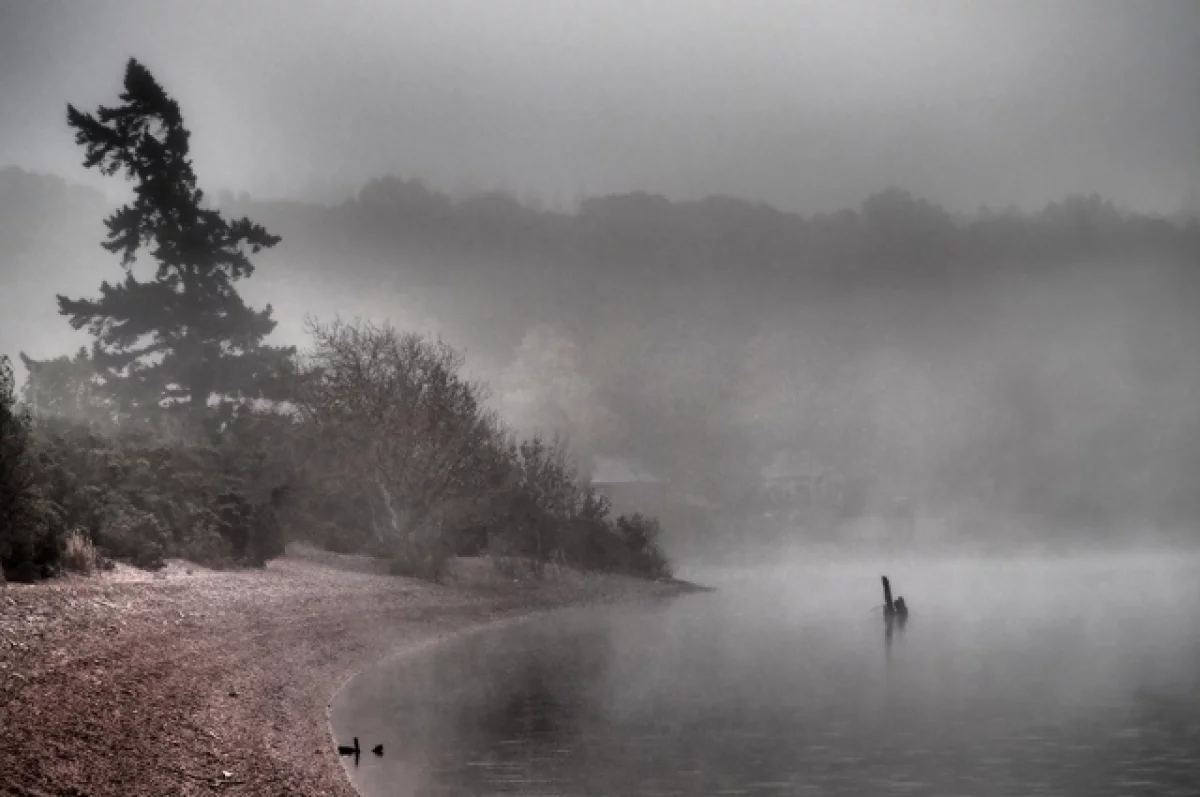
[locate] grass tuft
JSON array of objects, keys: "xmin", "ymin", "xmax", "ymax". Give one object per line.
[{"xmin": 62, "ymin": 530, "xmax": 100, "ymax": 575}]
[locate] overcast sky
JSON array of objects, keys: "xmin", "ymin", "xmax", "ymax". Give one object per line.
[{"xmin": 1, "ymin": 0, "xmax": 1198, "ymax": 214}]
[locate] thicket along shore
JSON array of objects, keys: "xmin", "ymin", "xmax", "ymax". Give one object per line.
[{"xmin": 0, "ymin": 546, "xmax": 700, "ymax": 797}]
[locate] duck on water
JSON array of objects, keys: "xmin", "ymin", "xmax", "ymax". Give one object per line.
[{"xmin": 337, "ymin": 737, "xmax": 385, "ymax": 760}]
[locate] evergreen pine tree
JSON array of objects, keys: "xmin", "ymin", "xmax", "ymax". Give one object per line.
[{"xmin": 56, "ymin": 58, "xmax": 292, "ymax": 426}]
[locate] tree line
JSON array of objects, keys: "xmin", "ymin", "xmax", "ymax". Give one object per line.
[
  {"xmin": 0, "ymin": 59, "xmax": 670, "ymax": 583},
  {"xmin": 199, "ymin": 155, "xmax": 1200, "ymax": 522},
  {"xmin": 5, "ymin": 56, "xmax": 1199, "ymax": 558}
]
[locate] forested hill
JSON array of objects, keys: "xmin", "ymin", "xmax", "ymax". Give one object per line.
[
  {"xmin": 5, "ymin": 165, "xmax": 1200, "ymax": 539},
  {"xmin": 7, "ymin": 165, "xmax": 1197, "ymax": 357},
  {"xmin": 219, "ymin": 177, "xmax": 1200, "ymax": 355}
]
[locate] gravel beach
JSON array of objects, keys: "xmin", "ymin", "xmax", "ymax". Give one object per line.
[{"xmin": 0, "ymin": 547, "xmax": 693, "ymax": 796}]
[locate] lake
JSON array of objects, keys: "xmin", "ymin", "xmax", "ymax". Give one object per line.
[{"xmin": 333, "ymin": 553, "xmax": 1200, "ymax": 796}]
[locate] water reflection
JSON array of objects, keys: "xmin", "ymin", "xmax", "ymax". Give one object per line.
[
  {"xmin": 335, "ymin": 556, "xmax": 1200, "ymax": 796},
  {"xmin": 884, "ymin": 610, "xmax": 908, "ymax": 660}
]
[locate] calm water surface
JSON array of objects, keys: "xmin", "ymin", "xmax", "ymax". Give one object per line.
[{"xmin": 334, "ymin": 554, "xmax": 1200, "ymax": 796}]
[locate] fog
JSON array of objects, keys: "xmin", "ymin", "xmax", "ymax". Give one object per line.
[
  {"xmin": 334, "ymin": 552, "xmax": 1200, "ymax": 794},
  {"xmin": 7, "ymin": 10, "xmax": 1200, "ymax": 795},
  {"xmin": 3, "ymin": 1, "xmax": 1200, "ymax": 565},
  {"xmin": 2, "ymin": 1, "xmax": 1198, "ymax": 212}
]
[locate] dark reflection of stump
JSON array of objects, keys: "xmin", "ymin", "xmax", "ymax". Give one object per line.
[{"xmin": 884, "ymin": 611, "xmax": 909, "ymax": 655}]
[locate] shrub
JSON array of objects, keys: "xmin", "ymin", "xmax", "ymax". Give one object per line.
[
  {"xmin": 99, "ymin": 504, "xmax": 168, "ymax": 569},
  {"xmin": 217, "ymin": 491, "xmax": 254, "ymax": 560},
  {"xmin": 614, "ymin": 513, "xmax": 672, "ymax": 579},
  {"xmin": 1, "ymin": 500, "xmax": 61, "ymax": 582},
  {"xmin": 11, "ymin": 410, "xmax": 294, "ymax": 574},
  {"xmin": 245, "ymin": 485, "xmax": 288, "ymax": 566},
  {"xmin": 1, "ymin": 354, "xmax": 53, "ymax": 580}
]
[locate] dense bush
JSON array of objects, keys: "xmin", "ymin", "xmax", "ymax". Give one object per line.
[
  {"xmin": 463, "ymin": 434, "xmax": 669, "ymax": 580},
  {"xmin": 6, "ymin": 412, "xmax": 294, "ymax": 573},
  {"xmin": 290, "ymin": 319, "xmax": 672, "ymax": 582},
  {"xmin": 1, "ymin": 355, "xmax": 58, "ymax": 582},
  {"xmin": 3, "ymin": 326, "xmax": 674, "ymax": 582},
  {"xmin": 613, "ymin": 514, "xmax": 672, "ymax": 579}
]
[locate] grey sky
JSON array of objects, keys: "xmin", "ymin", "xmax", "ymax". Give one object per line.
[{"xmin": 1, "ymin": 0, "xmax": 1198, "ymax": 213}]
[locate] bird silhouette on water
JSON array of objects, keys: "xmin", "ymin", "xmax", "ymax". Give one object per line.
[{"xmin": 371, "ymin": 744, "xmax": 384, "ymax": 756}]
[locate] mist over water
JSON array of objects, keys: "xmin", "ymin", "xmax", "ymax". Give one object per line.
[
  {"xmin": 2, "ymin": 5, "xmax": 1199, "ymax": 794},
  {"xmin": 335, "ymin": 551, "xmax": 1200, "ymax": 796}
]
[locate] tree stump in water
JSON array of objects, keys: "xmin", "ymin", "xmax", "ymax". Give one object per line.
[{"xmin": 882, "ymin": 575, "xmax": 909, "ymax": 626}]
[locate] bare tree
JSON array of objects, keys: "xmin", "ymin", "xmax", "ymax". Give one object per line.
[{"xmin": 295, "ymin": 318, "xmax": 499, "ymax": 568}]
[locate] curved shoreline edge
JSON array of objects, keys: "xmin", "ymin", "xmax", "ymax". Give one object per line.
[
  {"xmin": 326, "ymin": 574, "xmax": 712, "ymax": 796},
  {"xmin": 0, "ymin": 551, "xmax": 709, "ymax": 797},
  {"xmin": 325, "ymin": 609, "xmax": 551, "ymax": 792}
]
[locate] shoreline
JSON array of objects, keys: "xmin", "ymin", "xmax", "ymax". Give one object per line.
[
  {"xmin": 326, "ymin": 607, "xmax": 594, "ymax": 794},
  {"xmin": 0, "ymin": 546, "xmax": 702, "ymax": 797}
]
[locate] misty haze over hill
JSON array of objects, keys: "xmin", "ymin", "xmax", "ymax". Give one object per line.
[
  {"xmin": 3, "ymin": 164, "xmax": 1199, "ymax": 556},
  {"xmin": 2, "ymin": 0, "xmax": 1200, "ymax": 559}
]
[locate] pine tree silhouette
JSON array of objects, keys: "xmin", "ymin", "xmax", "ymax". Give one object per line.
[{"xmin": 56, "ymin": 58, "xmax": 293, "ymax": 427}]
